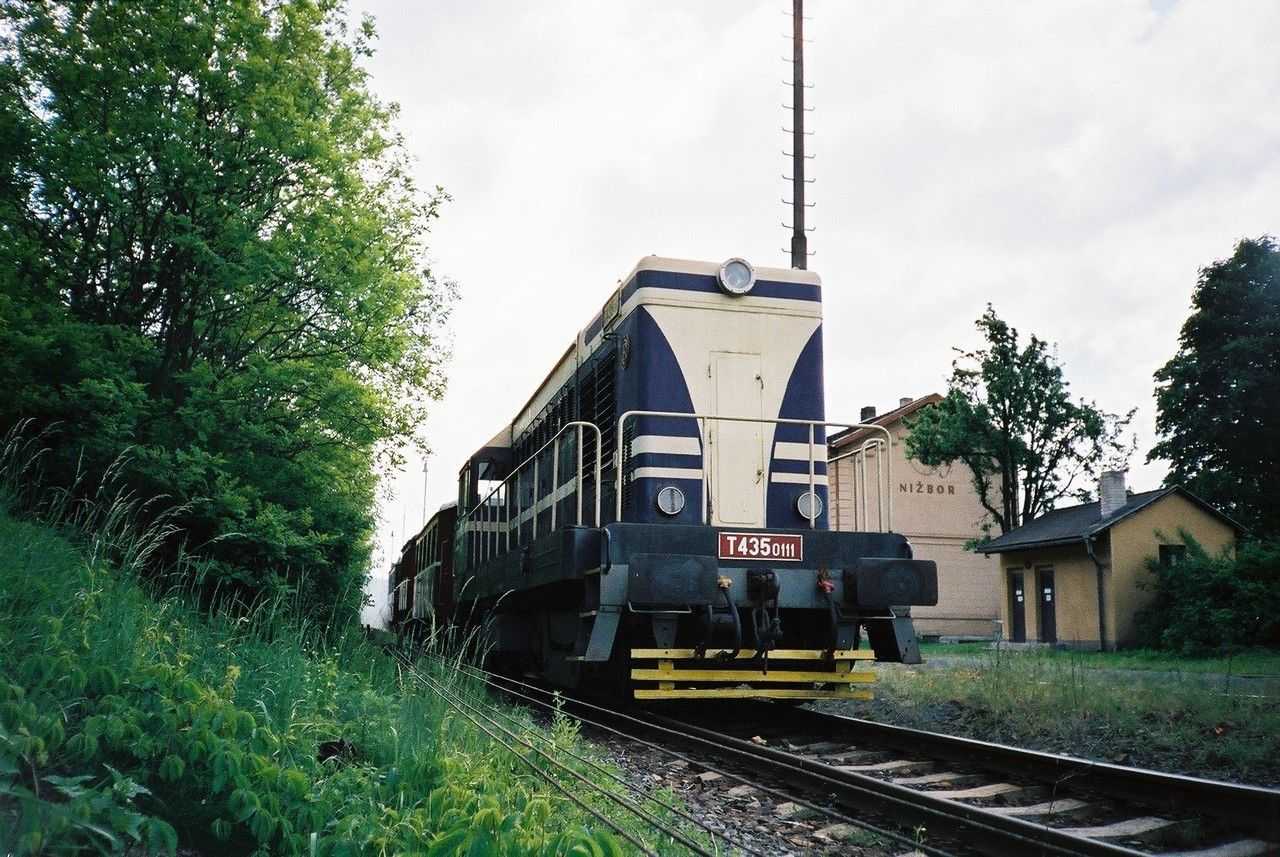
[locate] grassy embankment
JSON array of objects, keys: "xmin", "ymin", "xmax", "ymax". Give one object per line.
[
  {"xmin": 0, "ymin": 506, "xmax": 699, "ymax": 855},
  {"xmin": 857, "ymin": 643, "xmax": 1280, "ymax": 786}
]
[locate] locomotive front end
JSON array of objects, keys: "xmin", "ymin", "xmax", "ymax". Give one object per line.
[
  {"xmin": 601, "ymin": 522, "xmax": 938, "ymax": 700},
  {"xmin": 588, "ymin": 257, "xmax": 937, "ymax": 699},
  {"xmin": 447, "ymin": 256, "xmax": 938, "ymax": 702}
]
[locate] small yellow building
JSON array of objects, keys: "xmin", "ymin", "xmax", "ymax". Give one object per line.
[
  {"xmin": 981, "ymin": 473, "xmax": 1242, "ymax": 650},
  {"xmin": 829, "ymin": 395, "xmax": 1001, "ymax": 639}
]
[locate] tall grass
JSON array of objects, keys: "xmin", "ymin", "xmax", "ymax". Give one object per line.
[
  {"xmin": 0, "ymin": 425, "xmax": 689, "ymax": 855},
  {"xmin": 921, "ymin": 642, "xmax": 1280, "ymax": 677},
  {"xmin": 870, "ymin": 647, "xmax": 1280, "ymax": 785},
  {"xmin": 0, "ymin": 422, "xmax": 180, "ymax": 576},
  {"xmin": 0, "ymin": 508, "xmax": 661, "ymax": 854}
]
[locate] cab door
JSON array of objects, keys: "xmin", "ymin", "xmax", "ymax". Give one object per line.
[{"xmin": 710, "ymin": 352, "xmax": 764, "ymax": 527}]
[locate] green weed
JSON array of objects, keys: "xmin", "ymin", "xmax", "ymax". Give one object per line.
[
  {"xmin": 873, "ymin": 646, "xmax": 1280, "ymax": 784},
  {"xmin": 0, "ymin": 424, "xmax": 717, "ymax": 855},
  {"xmin": 0, "ymin": 510, "xmax": 650, "ymax": 854},
  {"xmin": 919, "ymin": 642, "xmax": 1280, "ymax": 676}
]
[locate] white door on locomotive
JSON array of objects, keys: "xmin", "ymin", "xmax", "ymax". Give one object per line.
[{"xmin": 710, "ymin": 351, "xmax": 765, "ymax": 527}]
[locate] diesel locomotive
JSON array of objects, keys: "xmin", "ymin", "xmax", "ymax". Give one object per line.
[{"xmin": 389, "ymin": 256, "xmax": 938, "ymax": 700}]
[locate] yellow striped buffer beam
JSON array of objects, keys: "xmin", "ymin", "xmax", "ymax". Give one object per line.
[{"xmin": 630, "ymin": 648, "xmax": 877, "ymax": 700}]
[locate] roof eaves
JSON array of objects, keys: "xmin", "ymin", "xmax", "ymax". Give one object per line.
[
  {"xmin": 982, "ymin": 534, "xmax": 1088, "ymax": 555},
  {"xmin": 983, "ymin": 485, "xmax": 1247, "ymax": 555},
  {"xmin": 829, "ymin": 394, "xmax": 943, "ymax": 451},
  {"xmin": 1168, "ymin": 486, "xmax": 1249, "ymax": 535},
  {"xmin": 1081, "ymin": 489, "xmax": 1171, "ymax": 537}
]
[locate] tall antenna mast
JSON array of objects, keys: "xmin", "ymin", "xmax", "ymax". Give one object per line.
[{"xmin": 788, "ymin": 0, "xmax": 811, "ymax": 269}]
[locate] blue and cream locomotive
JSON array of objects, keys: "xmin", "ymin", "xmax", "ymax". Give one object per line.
[{"xmin": 391, "ymin": 256, "xmax": 938, "ymax": 699}]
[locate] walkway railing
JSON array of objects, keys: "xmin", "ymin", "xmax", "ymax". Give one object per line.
[
  {"xmin": 829, "ymin": 436, "xmax": 892, "ymax": 533},
  {"xmin": 460, "ymin": 421, "xmax": 603, "ymax": 569}
]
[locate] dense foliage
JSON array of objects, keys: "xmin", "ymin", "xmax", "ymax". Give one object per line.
[
  {"xmin": 0, "ymin": 509, "xmax": 635, "ymax": 855},
  {"xmin": 905, "ymin": 307, "xmax": 1133, "ymax": 537},
  {"xmin": 1149, "ymin": 237, "xmax": 1280, "ymax": 541},
  {"xmin": 1138, "ymin": 533, "xmax": 1280, "ymax": 656},
  {"xmin": 0, "ymin": 0, "xmax": 452, "ymax": 625}
]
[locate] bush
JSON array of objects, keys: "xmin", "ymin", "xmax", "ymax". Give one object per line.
[{"xmin": 1138, "ymin": 531, "xmax": 1280, "ymax": 656}]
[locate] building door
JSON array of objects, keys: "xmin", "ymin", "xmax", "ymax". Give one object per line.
[
  {"xmin": 1008, "ymin": 570, "xmax": 1026, "ymax": 643},
  {"xmin": 1036, "ymin": 567, "xmax": 1057, "ymax": 644},
  {"xmin": 710, "ymin": 352, "xmax": 764, "ymax": 527}
]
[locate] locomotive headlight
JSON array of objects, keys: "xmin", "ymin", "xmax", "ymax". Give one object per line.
[
  {"xmin": 657, "ymin": 486, "xmax": 685, "ymax": 515},
  {"xmin": 797, "ymin": 491, "xmax": 823, "ymax": 521},
  {"xmin": 717, "ymin": 258, "xmax": 756, "ymax": 295}
]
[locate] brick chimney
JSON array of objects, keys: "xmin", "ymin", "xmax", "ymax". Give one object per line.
[
  {"xmin": 860, "ymin": 405, "xmax": 877, "ymax": 422},
  {"xmin": 899, "ymin": 396, "xmax": 913, "ymax": 408},
  {"xmin": 1099, "ymin": 471, "xmax": 1127, "ymax": 518}
]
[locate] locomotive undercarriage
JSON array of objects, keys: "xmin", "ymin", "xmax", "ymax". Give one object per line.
[{"xmin": 464, "ymin": 523, "xmax": 937, "ymax": 701}]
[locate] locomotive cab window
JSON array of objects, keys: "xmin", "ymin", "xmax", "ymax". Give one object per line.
[
  {"xmin": 461, "ymin": 456, "xmax": 510, "ymax": 508},
  {"xmin": 478, "ymin": 479, "xmax": 505, "ymax": 506}
]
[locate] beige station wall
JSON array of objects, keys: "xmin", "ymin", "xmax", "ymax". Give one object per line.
[
  {"xmin": 831, "ymin": 420, "xmax": 1000, "ymax": 638},
  {"xmin": 997, "ymin": 542, "xmax": 1104, "ymax": 648},
  {"xmin": 1108, "ymin": 494, "xmax": 1236, "ymax": 645}
]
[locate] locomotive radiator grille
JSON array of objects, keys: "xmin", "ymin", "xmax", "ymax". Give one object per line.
[{"xmin": 629, "ymin": 648, "xmax": 876, "ymax": 700}]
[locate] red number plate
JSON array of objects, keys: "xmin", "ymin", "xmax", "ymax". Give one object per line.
[{"xmin": 718, "ymin": 532, "xmax": 803, "ymax": 562}]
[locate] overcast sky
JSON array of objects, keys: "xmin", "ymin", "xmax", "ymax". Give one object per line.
[{"xmin": 350, "ymin": 0, "xmax": 1280, "ymax": 624}]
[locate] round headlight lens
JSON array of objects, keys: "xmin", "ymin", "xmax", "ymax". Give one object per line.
[
  {"xmin": 717, "ymin": 258, "xmax": 756, "ymax": 295},
  {"xmin": 657, "ymin": 486, "xmax": 685, "ymax": 516},
  {"xmin": 797, "ymin": 491, "xmax": 823, "ymax": 521}
]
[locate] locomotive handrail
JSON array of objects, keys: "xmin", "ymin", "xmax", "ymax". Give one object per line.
[
  {"xmin": 615, "ymin": 411, "xmax": 893, "ymax": 531},
  {"xmin": 461, "ymin": 420, "xmax": 603, "ymax": 568},
  {"xmin": 829, "ymin": 436, "xmax": 891, "ymax": 532}
]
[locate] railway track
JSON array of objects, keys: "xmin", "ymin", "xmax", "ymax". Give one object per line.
[
  {"xmin": 603, "ymin": 699, "xmax": 1280, "ymax": 857},
  {"xmin": 425, "ymin": 654, "xmax": 1279, "ymax": 855}
]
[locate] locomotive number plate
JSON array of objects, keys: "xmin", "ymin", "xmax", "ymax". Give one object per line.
[{"xmin": 718, "ymin": 533, "xmax": 803, "ymax": 562}]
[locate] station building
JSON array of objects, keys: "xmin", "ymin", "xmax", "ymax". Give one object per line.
[
  {"xmin": 981, "ymin": 473, "xmax": 1242, "ymax": 650},
  {"xmin": 828, "ymin": 395, "xmax": 1001, "ymax": 640}
]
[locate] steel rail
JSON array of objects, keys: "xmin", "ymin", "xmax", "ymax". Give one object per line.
[
  {"xmin": 405, "ymin": 653, "xmax": 760, "ymax": 856},
  {"xmin": 470, "ymin": 669, "xmax": 950, "ymax": 857},
  {"xmin": 406, "ymin": 647, "xmax": 954, "ymax": 855},
  {"xmin": 780, "ymin": 706, "xmax": 1280, "ymax": 835},
  {"xmin": 396, "ymin": 655, "xmax": 711, "ymax": 857},
  {"xmin": 632, "ymin": 709, "xmax": 1153, "ymax": 857}
]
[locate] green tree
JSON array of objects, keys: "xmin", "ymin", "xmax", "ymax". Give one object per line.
[
  {"xmin": 1149, "ymin": 237, "xmax": 1280, "ymax": 540},
  {"xmin": 906, "ymin": 307, "xmax": 1134, "ymax": 537},
  {"xmin": 0, "ymin": 0, "xmax": 452, "ymax": 625}
]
